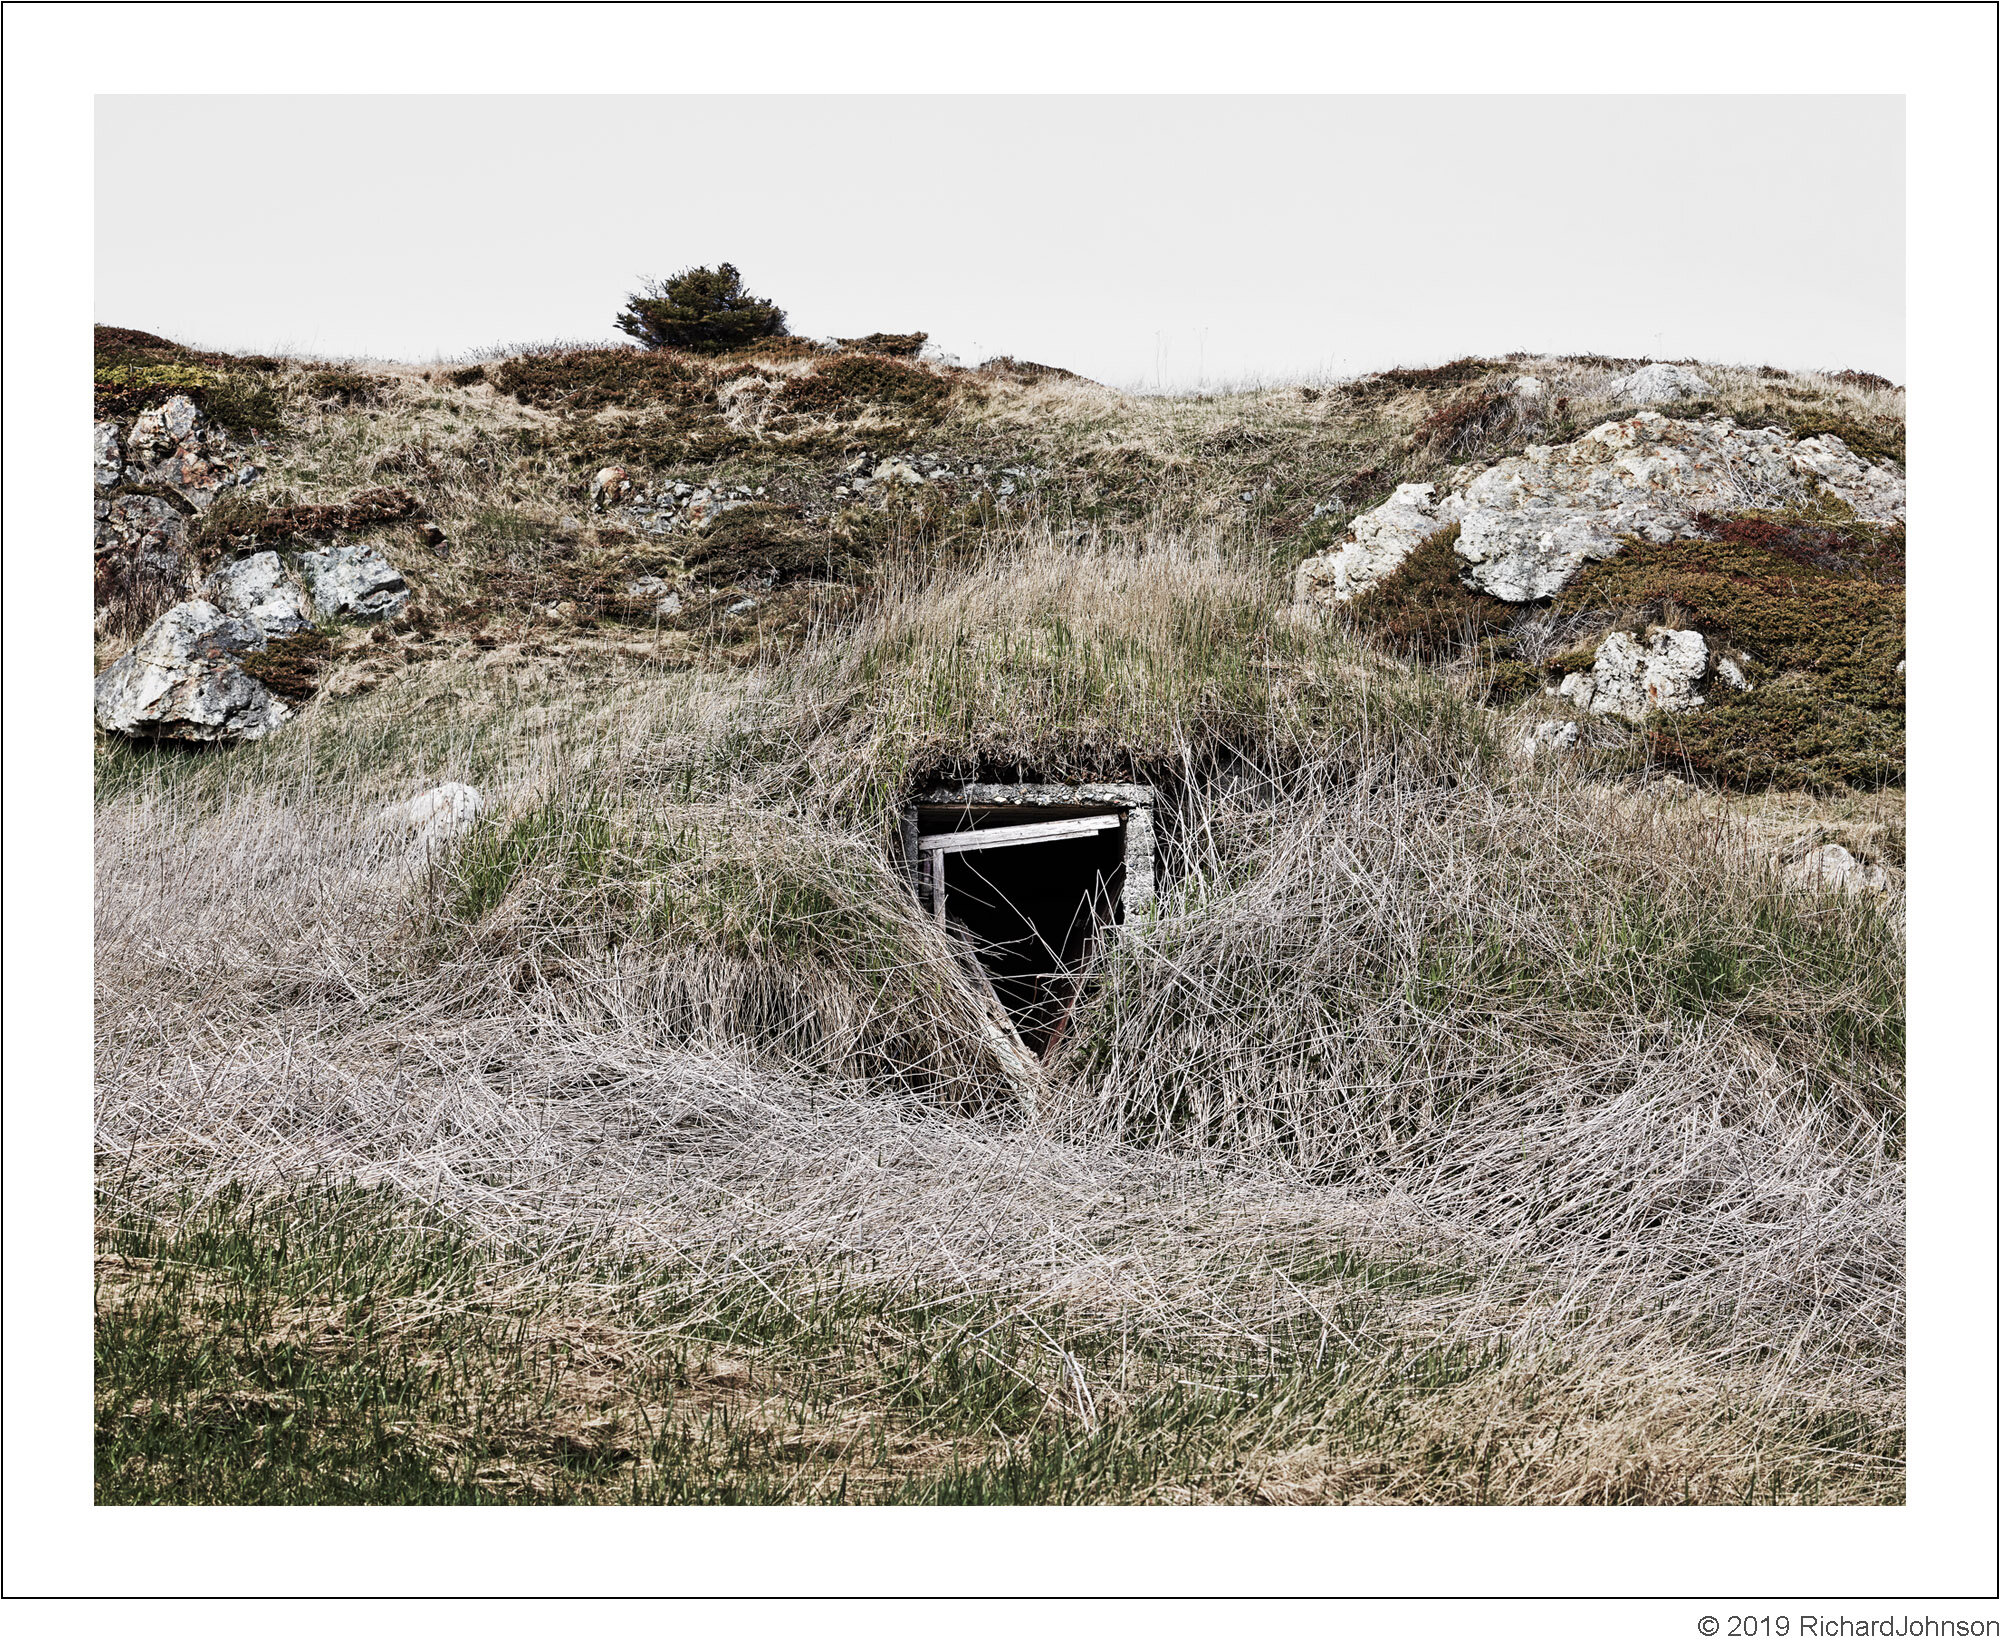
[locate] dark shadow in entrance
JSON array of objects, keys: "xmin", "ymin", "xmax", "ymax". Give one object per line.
[{"xmin": 917, "ymin": 805, "xmax": 1125, "ymax": 1057}]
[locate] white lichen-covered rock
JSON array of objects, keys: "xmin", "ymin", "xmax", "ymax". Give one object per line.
[
  {"xmin": 1519, "ymin": 719, "xmax": 1580, "ymax": 756},
  {"xmin": 1783, "ymin": 843, "xmax": 1889, "ymax": 894},
  {"xmin": 298, "ymin": 542, "xmax": 410, "ymax": 619},
  {"xmin": 1715, "ymin": 655, "xmax": 1751, "ymax": 693},
  {"xmin": 1606, "ymin": 363, "xmax": 1713, "ymax": 403},
  {"xmin": 1512, "ymin": 375, "xmax": 1545, "ymax": 399},
  {"xmin": 379, "ymin": 783, "xmax": 484, "ymax": 858},
  {"xmin": 1452, "ymin": 413, "xmax": 1905, "ymax": 601},
  {"xmin": 94, "ymin": 421, "xmax": 125, "ymax": 486},
  {"xmin": 1293, "ymin": 482, "xmax": 1462, "ymax": 606},
  {"xmin": 206, "ymin": 551, "xmax": 314, "ymax": 638},
  {"xmin": 93, "ymin": 600, "xmax": 293, "ymax": 742},
  {"xmin": 1557, "ymin": 627, "xmax": 1708, "ymax": 720}
]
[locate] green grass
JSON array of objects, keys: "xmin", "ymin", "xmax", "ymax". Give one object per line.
[{"xmin": 96, "ymin": 1182, "xmax": 1902, "ymax": 1505}]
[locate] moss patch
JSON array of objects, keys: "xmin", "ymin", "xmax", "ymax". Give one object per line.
[
  {"xmin": 94, "ymin": 326, "xmax": 284, "ymax": 435},
  {"xmin": 1558, "ymin": 510, "xmax": 1904, "ymax": 790},
  {"xmin": 236, "ymin": 631, "xmax": 334, "ymax": 701}
]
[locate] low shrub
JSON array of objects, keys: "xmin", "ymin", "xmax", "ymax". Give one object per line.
[
  {"xmin": 683, "ymin": 503, "xmax": 862, "ymax": 586},
  {"xmin": 782, "ymin": 355, "xmax": 953, "ymax": 421},
  {"xmin": 305, "ymin": 371, "xmax": 383, "ymax": 407},
  {"xmin": 1345, "ymin": 525, "xmax": 1511, "ymax": 660},
  {"xmin": 1558, "ymin": 509, "xmax": 1904, "ymax": 790},
  {"xmin": 976, "ymin": 356, "xmax": 1083, "ymax": 385},
  {"xmin": 835, "ymin": 333, "xmax": 928, "ymax": 357},
  {"xmin": 235, "ymin": 631, "xmax": 333, "ymax": 701},
  {"xmin": 1363, "ymin": 357, "xmax": 1499, "ymax": 395},
  {"xmin": 492, "ymin": 348, "xmax": 711, "ymax": 411},
  {"xmin": 93, "ymin": 327, "xmax": 284, "ymax": 434},
  {"xmin": 196, "ymin": 482, "xmax": 426, "ymax": 552},
  {"xmin": 446, "ymin": 364, "xmax": 488, "ymax": 387}
]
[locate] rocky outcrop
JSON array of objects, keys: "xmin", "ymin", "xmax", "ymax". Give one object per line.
[
  {"xmin": 206, "ymin": 551, "xmax": 314, "ymax": 638},
  {"xmin": 95, "ymin": 493, "xmax": 189, "ymax": 586},
  {"xmin": 1293, "ymin": 482, "xmax": 1461, "ymax": 606},
  {"xmin": 1299, "ymin": 412, "xmax": 1907, "ymax": 610},
  {"xmin": 95, "ymin": 421, "xmax": 125, "ymax": 486},
  {"xmin": 1558, "ymin": 627, "xmax": 1709, "ymax": 719},
  {"xmin": 93, "ymin": 601, "xmax": 294, "ymax": 742},
  {"xmin": 117, "ymin": 394, "xmax": 262, "ymax": 509},
  {"xmin": 298, "ymin": 543, "xmax": 410, "ymax": 619},
  {"xmin": 1606, "ymin": 363, "xmax": 1713, "ymax": 404}
]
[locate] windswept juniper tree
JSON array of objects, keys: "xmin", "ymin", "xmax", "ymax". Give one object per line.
[{"xmin": 615, "ymin": 263, "xmax": 788, "ymax": 354}]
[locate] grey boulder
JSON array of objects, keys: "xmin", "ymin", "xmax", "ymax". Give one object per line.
[
  {"xmin": 93, "ymin": 600, "xmax": 293, "ymax": 742},
  {"xmin": 206, "ymin": 551, "xmax": 314, "ymax": 638},
  {"xmin": 298, "ymin": 543, "xmax": 410, "ymax": 619}
]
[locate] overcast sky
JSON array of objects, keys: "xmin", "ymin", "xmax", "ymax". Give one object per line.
[{"xmin": 95, "ymin": 95, "xmax": 1904, "ymax": 385}]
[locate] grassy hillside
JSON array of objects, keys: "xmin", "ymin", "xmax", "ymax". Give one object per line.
[{"xmin": 94, "ymin": 330, "xmax": 1906, "ymax": 1503}]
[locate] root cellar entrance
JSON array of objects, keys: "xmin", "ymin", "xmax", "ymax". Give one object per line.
[{"xmin": 905, "ymin": 784, "xmax": 1155, "ymax": 1058}]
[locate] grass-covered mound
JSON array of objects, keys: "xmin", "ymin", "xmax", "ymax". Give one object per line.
[{"xmin": 94, "ymin": 324, "xmax": 285, "ymax": 434}]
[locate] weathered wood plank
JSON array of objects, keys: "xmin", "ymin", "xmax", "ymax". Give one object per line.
[{"xmin": 917, "ymin": 814, "xmax": 1121, "ymax": 854}]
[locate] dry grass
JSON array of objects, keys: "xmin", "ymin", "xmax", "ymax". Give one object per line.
[
  {"xmin": 96, "ymin": 526, "xmax": 1903, "ymax": 1503},
  {"xmin": 94, "ymin": 348, "xmax": 1906, "ymax": 1503}
]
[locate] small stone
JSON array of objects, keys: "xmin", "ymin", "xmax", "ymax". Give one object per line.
[
  {"xmin": 94, "ymin": 421, "xmax": 125, "ymax": 487},
  {"xmin": 1563, "ymin": 627, "xmax": 1709, "ymax": 720},
  {"xmin": 1784, "ymin": 843, "xmax": 1889, "ymax": 894},
  {"xmin": 1520, "ymin": 719, "xmax": 1580, "ymax": 757},
  {"xmin": 379, "ymin": 782, "xmax": 483, "ymax": 858},
  {"xmin": 1716, "ymin": 656, "xmax": 1751, "ymax": 693},
  {"xmin": 1512, "ymin": 375, "xmax": 1545, "ymax": 399}
]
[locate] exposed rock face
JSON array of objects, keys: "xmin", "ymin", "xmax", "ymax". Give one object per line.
[
  {"xmin": 298, "ymin": 543, "xmax": 410, "ymax": 619},
  {"xmin": 118, "ymin": 394, "xmax": 259, "ymax": 509},
  {"xmin": 95, "ymin": 421, "xmax": 125, "ymax": 486},
  {"xmin": 1558, "ymin": 626, "xmax": 1709, "ymax": 719},
  {"xmin": 1606, "ymin": 363, "xmax": 1713, "ymax": 403},
  {"xmin": 1784, "ymin": 843, "xmax": 1889, "ymax": 894},
  {"xmin": 1454, "ymin": 414, "xmax": 1905, "ymax": 602},
  {"xmin": 95, "ymin": 493, "xmax": 189, "ymax": 585},
  {"xmin": 1298, "ymin": 412, "xmax": 1906, "ymax": 609},
  {"xmin": 93, "ymin": 600, "xmax": 294, "ymax": 742},
  {"xmin": 1293, "ymin": 482, "xmax": 1462, "ymax": 607},
  {"xmin": 379, "ymin": 783, "xmax": 484, "ymax": 858},
  {"xmin": 207, "ymin": 551, "xmax": 314, "ymax": 638}
]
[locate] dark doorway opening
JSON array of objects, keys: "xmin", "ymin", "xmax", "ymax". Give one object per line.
[{"xmin": 915, "ymin": 803, "xmax": 1126, "ymax": 1057}]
